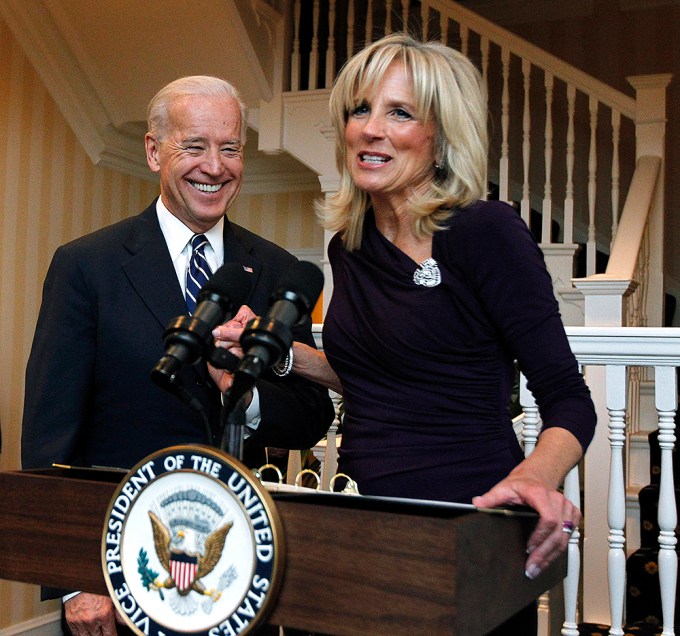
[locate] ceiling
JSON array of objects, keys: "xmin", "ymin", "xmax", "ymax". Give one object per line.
[{"xmin": 0, "ymin": 0, "xmax": 316, "ymax": 188}]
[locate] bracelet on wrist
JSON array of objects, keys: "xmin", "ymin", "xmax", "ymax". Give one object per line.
[{"xmin": 272, "ymin": 347, "xmax": 294, "ymax": 377}]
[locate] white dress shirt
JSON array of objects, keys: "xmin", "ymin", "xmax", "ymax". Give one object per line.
[{"xmin": 155, "ymin": 197, "xmax": 262, "ymax": 431}]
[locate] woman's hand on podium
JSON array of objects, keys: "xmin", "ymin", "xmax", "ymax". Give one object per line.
[
  {"xmin": 472, "ymin": 427, "xmax": 582, "ymax": 581},
  {"xmin": 64, "ymin": 592, "xmax": 126, "ymax": 636}
]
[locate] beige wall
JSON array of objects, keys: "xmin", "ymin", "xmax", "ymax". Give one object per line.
[
  {"xmin": 0, "ymin": 18, "xmax": 158, "ymax": 627},
  {"xmin": 229, "ymin": 189, "xmax": 323, "ymax": 252},
  {"xmin": 0, "ymin": 17, "xmax": 323, "ymax": 630}
]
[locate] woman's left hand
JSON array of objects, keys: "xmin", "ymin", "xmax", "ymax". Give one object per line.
[
  {"xmin": 472, "ymin": 473, "xmax": 579, "ymax": 580},
  {"xmin": 471, "ymin": 427, "xmax": 582, "ymax": 580}
]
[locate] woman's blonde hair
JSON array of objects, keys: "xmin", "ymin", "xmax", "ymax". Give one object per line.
[{"xmin": 318, "ymin": 33, "xmax": 488, "ymax": 250}]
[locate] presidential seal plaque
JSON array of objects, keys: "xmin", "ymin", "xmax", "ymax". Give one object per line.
[{"xmin": 101, "ymin": 445, "xmax": 284, "ymax": 636}]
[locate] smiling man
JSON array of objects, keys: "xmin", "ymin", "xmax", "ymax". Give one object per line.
[{"xmin": 21, "ymin": 76, "xmax": 334, "ymax": 636}]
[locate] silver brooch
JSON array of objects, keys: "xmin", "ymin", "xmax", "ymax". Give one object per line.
[{"xmin": 413, "ymin": 258, "xmax": 441, "ymax": 287}]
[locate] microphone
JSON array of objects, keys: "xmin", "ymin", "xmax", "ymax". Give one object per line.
[
  {"xmin": 229, "ymin": 261, "xmax": 323, "ymax": 400},
  {"xmin": 151, "ymin": 262, "xmax": 252, "ymax": 393}
]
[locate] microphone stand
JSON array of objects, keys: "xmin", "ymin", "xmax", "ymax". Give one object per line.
[
  {"xmin": 219, "ymin": 394, "xmax": 247, "ymax": 460},
  {"xmin": 208, "ymin": 345, "xmax": 250, "ymax": 460}
]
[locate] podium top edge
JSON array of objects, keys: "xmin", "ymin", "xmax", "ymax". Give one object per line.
[
  {"xmin": 272, "ymin": 489, "xmax": 537, "ymax": 519},
  {"xmin": 12, "ymin": 466, "xmax": 127, "ymax": 484}
]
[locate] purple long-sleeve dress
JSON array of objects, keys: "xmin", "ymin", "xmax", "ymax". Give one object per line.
[{"xmin": 323, "ymin": 200, "xmax": 596, "ymax": 503}]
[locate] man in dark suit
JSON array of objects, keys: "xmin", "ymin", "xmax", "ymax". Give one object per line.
[{"xmin": 22, "ymin": 75, "xmax": 333, "ymax": 636}]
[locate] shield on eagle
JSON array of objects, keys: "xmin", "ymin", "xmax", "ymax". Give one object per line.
[{"xmin": 169, "ymin": 551, "xmax": 199, "ymax": 592}]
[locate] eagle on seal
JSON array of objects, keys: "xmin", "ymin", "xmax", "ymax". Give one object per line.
[{"xmin": 148, "ymin": 510, "xmax": 233, "ymax": 598}]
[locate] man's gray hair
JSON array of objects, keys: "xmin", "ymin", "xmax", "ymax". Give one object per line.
[{"xmin": 147, "ymin": 75, "xmax": 247, "ymax": 144}]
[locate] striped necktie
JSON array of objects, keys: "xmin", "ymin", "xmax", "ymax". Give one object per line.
[{"xmin": 185, "ymin": 234, "xmax": 212, "ymax": 314}]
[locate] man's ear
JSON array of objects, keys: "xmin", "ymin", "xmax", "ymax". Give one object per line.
[{"xmin": 145, "ymin": 134, "xmax": 161, "ymax": 173}]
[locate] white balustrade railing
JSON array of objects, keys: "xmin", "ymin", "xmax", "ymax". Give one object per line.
[
  {"xmin": 290, "ymin": 0, "xmax": 634, "ymax": 257},
  {"xmin": 560, "ymin": 327, "xmax": 679, "ymax": 633},
  {"xmin": 309, "ymin": 325, "xmax": 680, "ymax": 633}
]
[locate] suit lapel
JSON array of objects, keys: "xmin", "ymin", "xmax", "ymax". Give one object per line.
[
  {"xmin": 121, "ymin": 204, "xmax": 186, "ymax": 330},
  {"xmin": 222, "ymin": 219, "xmax": 262, "ymax": 303},
  {"xmin": 121, "ymin": 208, "xmax": 265, "ymax": 328}
]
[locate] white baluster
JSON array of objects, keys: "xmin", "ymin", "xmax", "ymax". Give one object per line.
[
  {"xmin": 640, "ymin": 230, "xmax": 650, "ymax": 328},
  {"xmin": 421, "ymin": 2, "xmax": 428, "ymax": 41},
  {"xmin": 656, "ymin": 365, "xmax": 677, "ymax": 636},
  {"xmin": 290, "ymin": 0, "xmax": 301, "ymax": 91},
  {"xmin": 365, "ymin": 0, "xmax": 373, "ymax": 45},
  {"xmin": 439, "ymin": 11, "xmax": 448, "ymax": 45},
  {"xmin": 611, "ymin": 109, "xmax": 621, "ymax": 245},
  {"xmin": 325, "ymin": 0, "xmax": 336, "ymax": 89},
  {"xmin": 480, "ymin": 36, "xmax": 489, "ymax": 195},
  {"xmin": 607, "ymin": 364, "xmax": 627, "ymax": 636},
  {"xmin": 563, "ymin": 84, "xmax": 576, "ymax": 244},
  {"xmin": 521, "ymin": 59, "xmax": 531, "ymax": 227},
  {"xmin": 542, "ymin": 72, "xmax": 554, "ymax": 244},
  {"xmin": 308, "ymin": 0, "xmax": 320, "ymax": 90},
  {"xmin": 519, "ymin": 373, "xmax": 550, "ymax": 631},
  {"xmin": 401, "ymin": 0, "xmax": 410, "ymax": 32},
  {"xmin": 286, "ymin": 450, "xmax": 302, "ymax": 486},
  {"xmin": 460, "ymin": 24, "xmax": 468, "ymax": 57},
  {"xmin": 480, "ymin": 36, "xmax": 489, "ymax": 86},
  {"xmin": 519, "ymin": 372, "xmax": 540, "ymax": 453},
  {"xmin": 587, "ymin": 96, "xmax": 599, "ymax": 275},
  {"xmin": 347, "ymin": 0, "xmax": 354, "ymax": 59},
  {"xmin": 562, "ymin": 466, "xmax": 581, "ymax": 636},
  {"xmin": 499, "ymin": 47, "xmax": 510, "ymax": 203},
  {"xmin": 321, "ymin": 418, "xmax": 339, "ymax": 491}
]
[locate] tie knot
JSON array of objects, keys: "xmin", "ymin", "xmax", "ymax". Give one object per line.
[{"xmin": 190, "ymin": 234, "xmax": 209, "ymax": 252}]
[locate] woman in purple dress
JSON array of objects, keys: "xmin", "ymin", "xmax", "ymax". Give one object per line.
[{"xmin": 217, "ymin": 32, "xmax": 597, "ymax": 635}]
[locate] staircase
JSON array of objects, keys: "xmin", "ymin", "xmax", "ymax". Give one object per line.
[{"xmin": 255, "ymin": 0, "xmax": 670, "ymax": 328}]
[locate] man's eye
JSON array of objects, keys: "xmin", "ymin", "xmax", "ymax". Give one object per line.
[{"xmin": 222, "ymin": 147, "xmax": 241, "ymax": 157}]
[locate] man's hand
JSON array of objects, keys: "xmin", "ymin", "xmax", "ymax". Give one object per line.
[
  {"xmin": 209, "ymin": 305, "xmax": 256, "ymax": 394},
  {"xmin": 65, "ymin": 592, "xmax": 126, "ymax": 636}
]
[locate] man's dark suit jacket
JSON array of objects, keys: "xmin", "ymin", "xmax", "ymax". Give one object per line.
[{"xmin": 22, "ymin": 201, "xmax": 334, "ymax": 473}]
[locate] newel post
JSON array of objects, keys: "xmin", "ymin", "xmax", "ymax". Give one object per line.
[{"xmin": 627, "ymin": 74, "xmax": 672, "ymax": 328}]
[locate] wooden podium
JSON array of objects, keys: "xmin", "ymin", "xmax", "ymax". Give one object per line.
[{"xmin": 0, "ymin": 469, "xmax": 565, "ymax": 635}]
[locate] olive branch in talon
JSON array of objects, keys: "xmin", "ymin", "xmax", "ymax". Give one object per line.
[
  {"xmin": 201, "ymin": 565, "xmax": 237, "ymax": 614},
  {"xmin": 138, "ymin": 548, "xmax": 165, "ymax": 600}
]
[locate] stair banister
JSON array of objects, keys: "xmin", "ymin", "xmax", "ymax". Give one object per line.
[
  {"xmin": 604, "ymin": 155, "xmax": 661, "ymax": 280},
  {"xmin": 423, "ymin": 0, "xmax": 635, "ymax": 117}
]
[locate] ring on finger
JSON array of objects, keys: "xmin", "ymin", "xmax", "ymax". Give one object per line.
[{"xmin": 561, "ymin": 520, "xmax": 575, "ymax": 534}]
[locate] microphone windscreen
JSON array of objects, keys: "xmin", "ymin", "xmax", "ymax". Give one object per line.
[
  {"xmin": 274, "ymin": 261, "xmax": 324, "ymax": 313},
  {"xmin": 199, "ymin": 263, "xmax": 252, "ymax": 307}
]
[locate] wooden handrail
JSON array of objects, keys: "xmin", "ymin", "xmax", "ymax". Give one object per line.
[
  {"xmin": 604, "ymin": 156, "xmax": 661, "ymax": 278},
  {"xmin": 426, "ymin": 0, "xmax": 636, "ymax": 118}
]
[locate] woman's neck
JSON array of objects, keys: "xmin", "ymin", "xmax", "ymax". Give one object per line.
[{"xmin": 372, "ymin": 201, "xmax": 432, "ymax": 264}]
